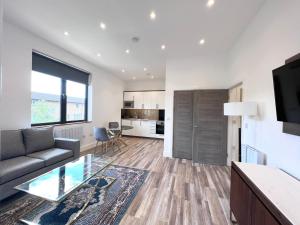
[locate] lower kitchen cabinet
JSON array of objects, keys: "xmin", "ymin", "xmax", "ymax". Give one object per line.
[{"xmin": 121, "ymin": 119, "xmax": 163, "ymax": 139}]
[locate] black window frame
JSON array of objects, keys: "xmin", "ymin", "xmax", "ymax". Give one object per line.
[{"xmin": 31, "ymin": 51, "xmax": 89, "ymax": 127}]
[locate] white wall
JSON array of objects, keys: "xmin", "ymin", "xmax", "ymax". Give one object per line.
[
  {"xmin": 0, "ymin": 21, "xmax": 124, "ymax": 150},
  {"xmin": 228, "ymin": 0, "xmax": 300, "ymax": 178},
  {"xmin": 0, "ymin": 0, "xmax": 3, "ymax": 154},
  {"xmin": 124, "ymin": 79, "xmax": 165, "ymax": 91},
  {"xmin": 0, "ymin": 0, "xmax": 3, "ymax": 94},
  {"xmin": 164, "ymin": 55, "xmax": 230, "ymax": 157}
]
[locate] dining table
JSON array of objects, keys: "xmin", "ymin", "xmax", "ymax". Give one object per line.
[{"xmin": 108, "ymin": 125, "xmax": 134, "ymax": 147}]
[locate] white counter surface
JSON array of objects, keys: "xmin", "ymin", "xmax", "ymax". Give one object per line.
[{"xmin": 235, "ymin": 162, "xmax": 300, "ymax": 225}]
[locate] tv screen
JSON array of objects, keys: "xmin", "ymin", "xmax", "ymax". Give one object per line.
[{"xmin": 273, "ymin": 58, "xmax": 300, "ymax": 124}]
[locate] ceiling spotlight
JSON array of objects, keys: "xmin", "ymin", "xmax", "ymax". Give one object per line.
[
  {"xmin": 64, "ymin": 31, "xmax": 69, "ymax": 36},
  {"xmin": 122, "ymin": 69, "xmax": 126, "ymax": 73},
  {"xmin": 150, "ymin": 11, "xmax": 156, "ymax": 20},
  {"xmin": 144, "ymin": 68, "xmax": 147, "ymax": 71},
  {"xmin": 199, "ymin": 39, "xmax": 205, "ymax": 45},
  {"xmin": 150, "ymin": 75, "xmax": 154, "ymax": 79},
  {"xmin": 132, "ymin": 76, "xmax": 136, "ymax": 80},
  {"xmin": 97, "ymin": 53, "xmax": 101, "ymax": 57},
  {"xmin": 125, "ymin": 49, "xmax": 130, "ymax": 54},
  {"xmin": 100, "ymin": 22, "xmax": 106, "ymax": 30},
  {"xmin": 207, "ymin": 0, "xmax": 215, "ymax": 8},
  {"xmin": 161, "ymin": 45, "xmax": 166, "ymax": 50}
]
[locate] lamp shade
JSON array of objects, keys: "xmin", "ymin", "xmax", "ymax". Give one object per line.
[{"xmin": 224, "ymin": 102, "xmax": 257, "ymax": 116}]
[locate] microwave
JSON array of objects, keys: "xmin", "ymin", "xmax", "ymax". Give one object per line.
[{"xmin": 124, "ymin": 101, "xmax": 134, "ymax": 108}]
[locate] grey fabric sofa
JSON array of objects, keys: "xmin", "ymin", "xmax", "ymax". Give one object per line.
[{"xmin": 0, "ymin": 127, "xmax": 80, "ymax": 201}]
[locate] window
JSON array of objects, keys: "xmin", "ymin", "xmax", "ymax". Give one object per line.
[
  {"xmin": 31, "ymin": 52, "xmax": 89, "ymax": 126},
  {"xmin": 66, "ymin": 80, "xmax": 86, "ymax": 122},
  {"xmin": 31, "ymin": 72, "xmax": 61, "ymax": 124}
]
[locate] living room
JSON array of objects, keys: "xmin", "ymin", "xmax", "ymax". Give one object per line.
[{"xmin": 1, "ymin": 0, "xmax": 300, "ymax": 225}]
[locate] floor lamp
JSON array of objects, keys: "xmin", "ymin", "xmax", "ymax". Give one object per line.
[{"xmin": 224, "ymin": 102, "xmax": 257, "ymax": 162}]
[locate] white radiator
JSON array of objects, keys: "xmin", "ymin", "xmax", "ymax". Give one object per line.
[
  {"xmin": 241, "ymin": 145, "xmax": 266, "ymax": 165},
  {"xmin": 54, "ymin": 126, "xmax": 84, "ymax": 140}
]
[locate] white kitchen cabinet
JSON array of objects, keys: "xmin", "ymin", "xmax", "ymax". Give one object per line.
[
  {"xmin": 156, "ymin": 91, "xmax": 165, "ymax": 109},
  {"xmin": 124, "ymin": 92, "xmax": 135, "ymax": 101},
  {"xmin": 133, "ymin": 92, "xmax": 144, "ymax": 109},
  {"xmin": 133, "ymin": 120, "xmax": 142, "ymax": 136},
  {"xmin": 123, "ymin": 91, "xmax": 165, "ymax": 110},
  {"xmin": 143, "ymin": 92, "xmax": 156, "ymax": 109},
  {"xmin": 148, "ymin": 91, "xmax": 165, "ymax": 109},
  {"xmin": 121, "ymin": 119, "xmax": 135, "ymax": 136},
  {"xmin": 122, "ymin": 119, "xmax": 163, "ymax": 139}
]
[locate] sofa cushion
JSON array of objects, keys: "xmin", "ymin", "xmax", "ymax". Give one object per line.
[
  {"xmin": 28, "ymin": 148, "xmax": 73, "ymax": 167},
  {"xmin": 0, "ymin": 130, "xmax": 26, "ymax": 160},
  {"xmin": 0, "ymin": 156, "xmax": 44, "ymax": 184},
  {"xmin": 22, "ymin": 127, "xmax": 55, "ymax": 154}
]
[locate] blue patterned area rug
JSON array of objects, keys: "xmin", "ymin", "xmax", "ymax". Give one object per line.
[{"xmin": 0, "ymin": 165, "xmax": 149, "ymax": 225}]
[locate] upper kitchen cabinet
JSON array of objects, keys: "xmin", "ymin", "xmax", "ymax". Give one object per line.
[
  {"xmin": 134, "ymin": 92, "xmax": 144, "ymax": 109},
  {"xmin": 154, "ymin": 91, "xmax": 165, "ymax": 109},
  {"xmin": 124, "ymin": 92, "xmax": 135, "ymax": 101},
  {"xmin": 123, "ymin": 91, "xmax": 165, "ymax": 109}
]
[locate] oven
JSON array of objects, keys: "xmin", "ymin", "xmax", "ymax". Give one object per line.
[{"xmin": 156, "ymin": 121, "xmax": 165, "ymax": 135}]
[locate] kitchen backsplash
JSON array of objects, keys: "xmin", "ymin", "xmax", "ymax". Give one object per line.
[{"xmin": 122, "ymin": 109, "xmax": 159, "ymax": 120}]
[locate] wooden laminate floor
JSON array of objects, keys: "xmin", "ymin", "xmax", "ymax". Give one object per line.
[{"xmin": 86, "ymin": 137, "xmax": 232, "ymax": 225}]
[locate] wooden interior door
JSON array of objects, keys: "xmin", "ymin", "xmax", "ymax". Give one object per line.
[
  {"xmin": 192, "ymin": 90, "xmax": 228, "ymax": 165},
  {"xmin": 173, "ymin": 91, "xmax": 193, "ymax": 160}
]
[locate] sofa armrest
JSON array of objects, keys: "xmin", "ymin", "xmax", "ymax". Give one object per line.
[{"xmin": 55, "ymin": 138, "xmax": 80, "ymax": 159}]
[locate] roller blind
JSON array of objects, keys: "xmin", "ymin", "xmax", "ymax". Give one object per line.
[{"xmin": 32, "ymin": 52, "xmax": 90, "ymax": 84}]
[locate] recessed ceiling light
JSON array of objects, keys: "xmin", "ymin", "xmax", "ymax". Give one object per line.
[
  {"xmin": 132, "ymin": 76, "xmax": 136, "ymax": 80},
  {"xmin": 150, "ymin": 75, "xmax": 154, "ymax": 79},
  {"xmin": 100, "ymin": 22, "xmax": 106, "ymax": 30},
  {"xmin": 144, "ymin": 68, "xmax": 147, "ymax": 71},
  {"xmin": 207, "ymin": 0, "xmax": 215, "ymax": 8},
  {"xmin": 199, "ymin": 39, "xmax": 205, "ymax": 45},
  {"xmin": 64, "ymin": 31, "xmax": 69, "ymax": 36},
  {"xmin": 125, "ymin": 49, "xmax": 130, "ymax": 54},
  {"xmin": 150, "ymin": 11, "xmax": 156, "ymax": 20},
  {"xmin": 97, "ymin": 53, "xmax": 101, "ymax": 57},
  {"xmin": 161, "ymin": 45, "xmax": 166, "ymax": 50},
  {"xmin": 122, "ymin": 69, "xmax": 126, "ymax": 73}
]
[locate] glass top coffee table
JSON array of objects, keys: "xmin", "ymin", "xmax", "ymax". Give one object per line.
[{"xmin": 15, "ymin": 154, "xmax": 114, "ymax": 202}]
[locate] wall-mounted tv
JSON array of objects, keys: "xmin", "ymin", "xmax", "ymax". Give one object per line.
[{"xmin": 273, "ymin": 58, "xmax": 300, "ymax": 124}]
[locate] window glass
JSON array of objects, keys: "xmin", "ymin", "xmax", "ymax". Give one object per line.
[
  {"xmin": 31, "ymin": 71, "xmax": 61, "ymax": 124},
  {"xmin": 66, "ymin": 80, "xmax": 86, "ymax": 121}
]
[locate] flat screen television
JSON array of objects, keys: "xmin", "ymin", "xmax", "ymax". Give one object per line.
[{"xmin": 273, "ymin": 58, "xmax": 300, "ymax": 124}]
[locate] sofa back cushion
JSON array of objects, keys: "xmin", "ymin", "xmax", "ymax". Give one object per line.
[
  {"xmin": 0, "ymin": 130, "xmax": 26, "ymax": 160},
  {"xmin": 22, "ymin": 127, "xmax": 55, "ymax": 154}
]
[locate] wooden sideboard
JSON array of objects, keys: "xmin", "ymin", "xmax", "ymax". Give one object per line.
[{"xmin": 230, "ymin": 162, "xmax": 300, "ymax": 225}]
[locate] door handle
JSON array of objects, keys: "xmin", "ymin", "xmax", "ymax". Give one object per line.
[{"xmin": 193, "ymin": 125, "xmax": 198, "ymax": 128}]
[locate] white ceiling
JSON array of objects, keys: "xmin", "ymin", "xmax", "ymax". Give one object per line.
[{"xmin": 4, "ymin": 0, "xmax": 265, "ymax": 81}]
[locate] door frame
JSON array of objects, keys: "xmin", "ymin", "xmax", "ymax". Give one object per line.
[{"xmin": 227, "ymin": 83, "xmax": 243, "ymax": 165}]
